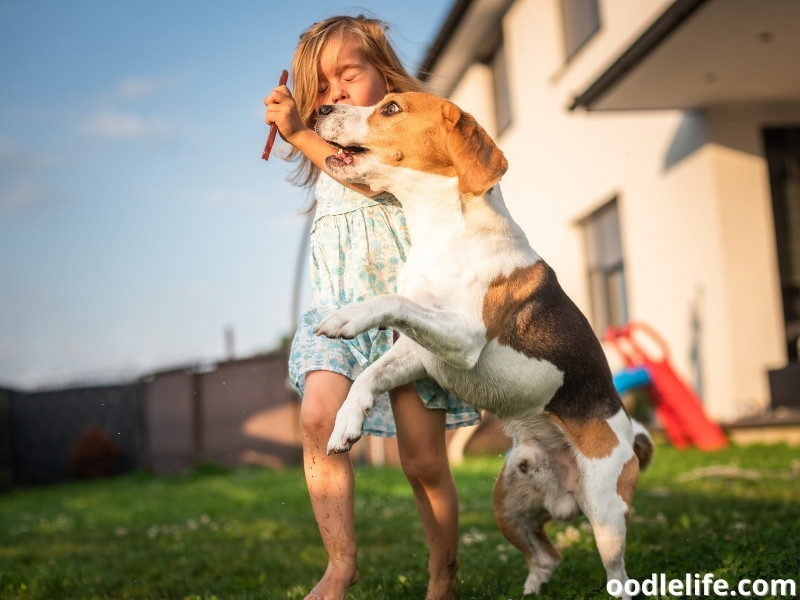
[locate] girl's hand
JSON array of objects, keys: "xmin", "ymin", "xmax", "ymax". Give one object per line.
[
  {"xmin": 263, "ymin": 84, "xmax": 338, "ymax": 173},
  {"xmin": 263, "ymin": 84, "xmax": 308, "ymax": 148},
  {"xmin": 262, "ymin": 82, "xmax": 375, "ymax": 197}
]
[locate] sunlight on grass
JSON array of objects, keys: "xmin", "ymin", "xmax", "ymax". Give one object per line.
[{"xmin": 1, "ymin": 443, "xmax": 798, "ymax": 599}]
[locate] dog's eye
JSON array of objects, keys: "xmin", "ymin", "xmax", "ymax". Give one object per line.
[{"xmin": 380, "ymin": 101, "xmax": 402, "ymax": 116}]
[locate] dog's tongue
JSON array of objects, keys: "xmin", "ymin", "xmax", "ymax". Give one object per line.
[{"xmin": 336, "ymin": 148, "xmax": 354, "ymax": 165}]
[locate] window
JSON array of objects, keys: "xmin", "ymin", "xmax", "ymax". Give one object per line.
[
  {"xmin": 479, "ymin": 27, "xmax": 512, "ymax": 135},
  {"xmin": 764, "ymin": 127, "xmax": 800, "ymax": 361},
  {"xmin": 489, "ymin": 37, "xmax": 512, "ymax": 134},
  {"xmin": 562, "ymin": 0, "xmax": 600, "ymax": 59},
  {"xmin": 581, "ymin": 198, "xmax": 628, "ymax": 336}
]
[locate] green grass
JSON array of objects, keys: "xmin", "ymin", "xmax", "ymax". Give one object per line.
[{"xmin": 1, "ymin": 443, "xmax": 798, "ymax": 599}]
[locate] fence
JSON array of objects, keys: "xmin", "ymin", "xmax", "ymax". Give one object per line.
[
  {"xmin": 1, "ymin": 353, "xmax": 303, "ymax": 486},
  {"xmin": 1, "ymin": 352, "xmax": 513, "ymax": 487},
  {"xmin": 140, "ymin": 354, "xmax": 302, "ymax": 473},
  {"xmin": 5, "ymin": 383, "xmax": 141, "ymax": 486}
]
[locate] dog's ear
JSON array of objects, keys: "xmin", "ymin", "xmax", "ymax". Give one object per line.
[{"xmin": 443, "ymin": 101, "xmax": 508, "ymax": 196}]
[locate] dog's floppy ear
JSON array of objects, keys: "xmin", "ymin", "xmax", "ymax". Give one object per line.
[{"xmin": 443, "ymin": 101, "xmax": 508, "ymax": 196}]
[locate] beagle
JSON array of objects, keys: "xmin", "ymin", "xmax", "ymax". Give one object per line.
[{"xmin": 314, "ymin": 92, "xmax": 653, "ymax": 599}]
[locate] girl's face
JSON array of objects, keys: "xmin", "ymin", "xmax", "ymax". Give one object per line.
[{"xmin": 315, "ymin": 36, "xmax": 389, "ymax": 110}]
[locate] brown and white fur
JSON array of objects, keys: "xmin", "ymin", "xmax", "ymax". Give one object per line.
[{"xmin": 314, "ymin": 92, "xmax": 653, "ymax": 598}]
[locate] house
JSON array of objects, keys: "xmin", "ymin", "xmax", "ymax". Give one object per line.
[{"xmin": 419, "ymin": 0, "xmax": 800, "ymax": 421}]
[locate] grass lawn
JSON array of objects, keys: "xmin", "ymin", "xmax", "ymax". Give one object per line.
[{"xmin": 1, "ymin": 442, "xmax": 798, "ymax": 599}]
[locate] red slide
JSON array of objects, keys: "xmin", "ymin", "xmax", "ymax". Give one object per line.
[{"xmin": 606, "ymin": 322, "xmax": 727, "ymax": 451}]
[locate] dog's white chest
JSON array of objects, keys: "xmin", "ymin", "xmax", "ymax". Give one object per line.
[
  {"xmin": 398, "ymin": 226, "xmax": 519, "ymax": 309},
  {"xmin": 425, "ymin": 340, "xmax": 565, "ymax": 417},
  {"xmin": 398, "ymin": 252, "xmax": 468, "ymax": 308}
]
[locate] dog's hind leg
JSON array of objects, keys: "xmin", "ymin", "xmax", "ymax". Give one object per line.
[
  {"xmin": 493, "ymin": 458, "xmax": 561, "ymax": 596},
  {"xmin": 579, "ymin": 468, "xmax": 635, "ymax": 599},
  {"xmin": 569, "ymin": 414, "xmax": 640, "ymax": 599}
]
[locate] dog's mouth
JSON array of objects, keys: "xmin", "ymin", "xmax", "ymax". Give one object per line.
[{"xmin": 325, "ymin": 143, "xmax": 368, "ymax": 167}]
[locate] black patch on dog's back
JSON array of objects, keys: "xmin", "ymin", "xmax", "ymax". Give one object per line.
[{"xmin": 484, "ymin": 261, "xmax": 622, "ymax": 422}]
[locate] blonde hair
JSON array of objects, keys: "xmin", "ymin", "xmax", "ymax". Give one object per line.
[{"xmin": 287, "ymin": 14, "xmax": 426, "ymax": 189}]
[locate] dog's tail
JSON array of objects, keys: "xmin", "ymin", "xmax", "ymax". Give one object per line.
[{"xmin": 631, "ymin": 419, "xmax": 654, "ymax": 472}]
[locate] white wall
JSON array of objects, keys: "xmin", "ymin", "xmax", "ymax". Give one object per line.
[{"xmin": 443, "ymin": 0, "xmax": 789, "ymax": 418}]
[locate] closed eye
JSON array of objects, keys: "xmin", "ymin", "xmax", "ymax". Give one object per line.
[
  {"xmin": 380, "ymin": 101, "xmax": 402, "ymax": 116},
  {"xmin": 342, "ymin": 66, "xmax": 360, "ymax": 82}
]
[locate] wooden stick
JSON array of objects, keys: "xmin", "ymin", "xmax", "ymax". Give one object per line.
[{"xmin": 262, "ymin": 69, "xmax": 289, "ymax": 161}]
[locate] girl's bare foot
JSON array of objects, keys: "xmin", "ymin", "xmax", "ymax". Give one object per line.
[
  {"xmin": 305, "ymin": 560, "xmax": 360, "ymax": 600},
  {"xmin": 425, "ymin": 561, "xmax": 458, "ymax": 600},
  {"xmin": 425, "ymin": 578, "xmax": 457, "ymax": 600},
  {"xmin": 425, "ymin": 580, "xmax": 456, "ymax": 600}
]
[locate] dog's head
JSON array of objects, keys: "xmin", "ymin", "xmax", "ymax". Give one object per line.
[{"xmin": 315, "ymin": 92, "xmax": 508, "ymax": 197}]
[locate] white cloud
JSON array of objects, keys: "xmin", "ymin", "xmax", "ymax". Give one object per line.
[
  {"xmin": 117, "ymin": 77, "xmax": 157, "ymax": 99},
  {"xmin": 0, "ymin": 135, "xmax": 58, "ymax": 213},
  {"xmin": 0, "ymin": 134, "xmax": 59, "ymax": 169},
  {"xmin": 0, "ymin": 134, "xmax": 19, "ymax": 162},
  {"xmin": 0, "ymin": 179, "xmax": 53, "ymax": 213},
  {"xmin": 80, "ymin": 109, "xmax": 172, "ymax": 140}
]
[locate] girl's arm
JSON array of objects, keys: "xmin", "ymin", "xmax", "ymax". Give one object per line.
[{"xmin": 264, "ymin": 87, "xmax": 377, "ymax": 197}]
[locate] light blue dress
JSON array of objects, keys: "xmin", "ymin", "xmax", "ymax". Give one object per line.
[{"xmin": 288, "ymin": 172, "xmax": 481, "ymax": 437}]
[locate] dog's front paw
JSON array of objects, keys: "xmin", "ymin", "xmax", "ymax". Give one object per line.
[
  {"xmin": 326, "ymin": 407, "xmax": 365, "ymax": 455},
  {"xmin": 315, "ymin": 301, "xmax": 379, "ymax": 340},
  {"xmin": 326, "ymin": 435, "xmax": 361, "ymax": 455}
]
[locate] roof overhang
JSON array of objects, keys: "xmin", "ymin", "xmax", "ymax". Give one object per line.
[
  {"xmin": 571, "ymin": 0, "xmax": 800, "ymax": 111},
  {"xmin": 419, "ymin": 0, "xmax": 514, "ymax": 97}
]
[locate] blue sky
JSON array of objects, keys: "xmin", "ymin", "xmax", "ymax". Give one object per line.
[{"xmin": 0, "ymin": 0, "xmax": 455, "ymax": 389}]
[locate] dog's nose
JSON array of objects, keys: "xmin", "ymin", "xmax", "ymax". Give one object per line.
[{"xmin": 318, "ymin": 105, "xmax": 334, "ymax": 116}]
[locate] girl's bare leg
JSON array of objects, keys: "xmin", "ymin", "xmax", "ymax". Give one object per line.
[
  {"xmin": 391, "ymin": 384, "xmax": 460, "ymax": 600},
  {"xmin": 301, "ymin": 371, "xmax": 360, "ymax": 600}
]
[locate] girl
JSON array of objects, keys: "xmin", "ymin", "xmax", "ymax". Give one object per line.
[{"xmin": 264, "ymin": 15, "xmax": 480, "ymax": 600}]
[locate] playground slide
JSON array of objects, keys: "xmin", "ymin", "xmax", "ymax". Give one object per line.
[
  {"xmin": 606, "ymin": 322, "xmax": 727, "ymax": 451},
  {"xmin": 614, "ymin": 365, "xmax": 693, "ymax": 448}
]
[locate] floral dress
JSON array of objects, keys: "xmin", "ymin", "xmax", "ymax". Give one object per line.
[{"xmin": 288, "ymin": 172, "xmax": 480, "ymax": 437}]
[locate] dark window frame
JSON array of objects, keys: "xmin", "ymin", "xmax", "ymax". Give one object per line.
[
  {"xmin": 581, "ymin": 198, "xmax": 628, "ymax": 336},
  {"xmin": 764, "ymin": 127, "xmax": 800, "ymax": 361},
  {"xmin": 562, "ymin": 0, "xmax": 601, "ymax": 60},
  {"xmin": 479, "ymin": 28, "xmax": 513, "ymax": 135}
]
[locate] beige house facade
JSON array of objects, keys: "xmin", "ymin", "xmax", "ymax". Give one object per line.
[{"xmin": 420, "ymin": 0, "xmax": 800, "ymax": 420}]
